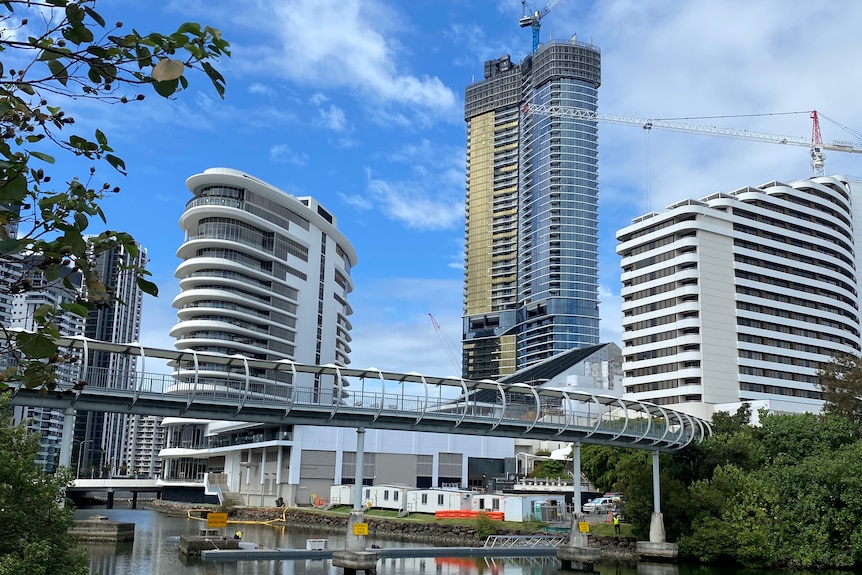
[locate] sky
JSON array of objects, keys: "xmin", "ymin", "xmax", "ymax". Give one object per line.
[{"xmin": 22, "ymin": 0, "xmax": 862, "ymax": 378}]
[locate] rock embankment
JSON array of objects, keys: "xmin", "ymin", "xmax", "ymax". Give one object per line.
[{"xmin": 143, "ymin": 500, "xmax": 637, "ymax": 558}]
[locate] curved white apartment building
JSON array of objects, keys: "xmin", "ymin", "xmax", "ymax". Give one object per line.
[
  {"xmin": 161, "ymin": 168, "xmax": 513, "ymax": 506},
  {"xmin": 168, "ymin": 167, "xmax": 356, "ymax": 397},
  {"xmin": 617, "ymin": 176, "xmax": 862, "ymax": 418}
]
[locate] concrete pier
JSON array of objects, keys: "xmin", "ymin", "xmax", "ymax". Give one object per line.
[
  {"xmin": 636, "ymin": 512, "xmax": 678, "ymax": 561},
  {"xmin": 557, "ymin": 516, "xmax": 602, "ymax": 571},
  {"xmin": 179, "ymin": 536, "xmax": 240, "ymax": 557},
  {"xmin": 69, "ymin": 515, "xmax": 135, "ymax": 542},
  {"xmin": 332, "ymin": 510, "xmax": 378, "ymax": 575}
]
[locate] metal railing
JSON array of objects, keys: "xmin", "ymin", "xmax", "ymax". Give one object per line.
[{"xmin": 7, "ymin": 335, "xmax": 711, "ymax": 450}]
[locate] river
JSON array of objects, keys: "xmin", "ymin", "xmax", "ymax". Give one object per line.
[{"xmin": 72, "ymin": 506, "xmax": 827, "ymax": 575}]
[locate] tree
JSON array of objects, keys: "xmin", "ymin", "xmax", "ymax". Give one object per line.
[
  {"xmin": 818, "ymin": 352, "xmax": 862, "ymax": 425},
  {"xmin": 0, "ymin": 0, "xmax": 229, "ymax": 391},
  {"xmin": 0, "ymin": 394, "xmax": 87, "ymax": 575}
]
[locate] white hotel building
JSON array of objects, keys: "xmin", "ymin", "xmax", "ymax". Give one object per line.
[
  {"xmin": 160, "ymin": 168, "xmax": 510, "ymax": 506},
  {"xmin": 617, "ymin": 176, "xmax": 862, "ymax": 419}
]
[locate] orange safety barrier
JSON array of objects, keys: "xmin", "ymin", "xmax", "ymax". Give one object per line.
[{"xmin": 435, "ymin": 509, "xmax": 505, "ymax": 520}]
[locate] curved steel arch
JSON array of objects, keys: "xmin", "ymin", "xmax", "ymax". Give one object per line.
[
  {"xmin": 233, "ymin": 355, "xmax": 251, "ymax": 415},
  {"xmin": 329, "ymin": 365, "xmax": 343, "ymax": 420},
  {"xmin": 66, "ymin": 335, "xmax": 89, "ymax": 405},
  {"xmin": 553, "ymin": 390, "xmax": 575, "ymax": 437},
  {"xmin": 482, "ymin": 380, "xmax": 507, "ymax": 432},
  {"xmin": 8, "ymin": 335, "xmax": 714, "ymax": 451},
  {"xmin": 509, "ymin": 383, "xmax": 541, "ymax": 433},
  {"xmin": 627, "ymin": 400, "xmax": 654, "ymax": 445},
  {"xmin": 275, "ymin": 359, "xmax": 297, "ymax": 418},
  {"xmin": 130, "ymin": 342, "xmax": 147, "ymax": 408},
  {"xmin": 180, "ymin": 349, "xmax": 200, "ymax": 414},
  {"xmin": 407, "ymin": 373, "xmax": 430, "ymax": 425},
  {"xmin": 450, "ymin": 378, "xmax": 470, "ymax": 431}
]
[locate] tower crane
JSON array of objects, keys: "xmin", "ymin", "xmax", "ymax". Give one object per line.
[
  {"xmin": 428, "ymin": 313, "xmax": 462, "ymax": 376},
  {"xmin": 522, "ymin": 103, "xmax": 862, "ymax": 177},
  {"xmin": 520, "ymin": 0, "xmax": 563, "ymax": 54}
]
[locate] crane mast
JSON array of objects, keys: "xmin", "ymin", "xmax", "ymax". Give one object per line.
[
  {"xmin": 428, "ymin": 314, "xmax": 462, "ymax": 376},
  {"xmin": 522, "ymin": 103, "xmax": 862, "ymax": 176},
  {"xmin": 519, "ymin": 0, "xmax": 563, "ymax": 53}
]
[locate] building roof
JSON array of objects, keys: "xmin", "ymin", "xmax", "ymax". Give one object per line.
[{"xmin": 499, "ymin": 343, "xmax": 611, "ymax": 385}]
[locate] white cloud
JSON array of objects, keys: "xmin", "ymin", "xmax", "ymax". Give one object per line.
[
  {"xmin": 364, "ymin": 169, "xmax": 463, "ymax": 231},
  {"xmin": 245, "ymin": 0, "xmax": 458, "ymax": 116},
  {"xmin": 348, "ymin": 277, "xmax": 463, "ymax": 377},
  {"xmin": 317, "ymin": 104, "xmax": 347, "ymax": 131},
  {"xmin": 310, "ymin": 92, "xmax": 329, "ymax": 106},
  {"xmin": 574, "ymin": 1, "xmax": 862, "ymax": 214},
  {"xmin": 248, "ymin": 82, "xmax": 274, "ymax": 97},
  {"xmin": 270, "ymin": 144, "xmax": 309, "ymax": 165}
]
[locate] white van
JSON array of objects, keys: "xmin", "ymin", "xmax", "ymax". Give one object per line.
[{"xmin": 582, "ymin": 495, "xmax": 621, "ymax": 513}]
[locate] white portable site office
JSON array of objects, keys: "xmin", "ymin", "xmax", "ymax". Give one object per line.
[
  {"xmin": 473, "ymin": 493, "xmax": 567, "ymax": 522},
  {"xmin": 405, "ymin": 488, "xmax": 474, "ymax": 514}
]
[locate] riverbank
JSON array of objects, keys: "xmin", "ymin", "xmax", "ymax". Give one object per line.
[{"xmin": 142, "ymin": 499, "xmax": 638, "ymax": 560}]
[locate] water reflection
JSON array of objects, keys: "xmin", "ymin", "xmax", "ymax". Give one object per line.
[{"xmin": 74, "ymin": 507, "xmax": 792, "ymax": 575}]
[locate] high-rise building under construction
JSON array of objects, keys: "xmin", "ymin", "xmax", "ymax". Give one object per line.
[{"xmin": 462, "ymin": 37, "xmax": 602, "ymax": 380}]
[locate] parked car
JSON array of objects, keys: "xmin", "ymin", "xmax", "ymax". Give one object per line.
[{"xmin": 582, "ymin": 495, "xmax": 622, "ymax": 514}]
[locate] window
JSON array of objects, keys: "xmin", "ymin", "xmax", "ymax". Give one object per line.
[
  {"xmin": 421, "ymin": 494, "xmax": 428, "ymax": 505},
  {"xmin": 438, "ymin": 494, "xmax": 444, "ymax": 506}
]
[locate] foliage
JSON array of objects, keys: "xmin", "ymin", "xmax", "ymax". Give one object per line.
[
  {"xmin": 679, "ymin": 412, "xmax": 862, "ymax": 569},
  {"xmin": 530, "ymin": 457, "xmax": 566, "ymax": 479},
  {"xmin": 817, "ymin": 352, "xmax": 862, "ymax": 426},
  {"xmin": 0, "ymin": 394, "xmax": 86, "ymax": 575},
  {"xmin": 473, "ymin": 511, "xmax": 496, "ymax": 539},
  {"xmin": 580, "ymin": 444, "xmax": 629, "ymax": 493},
  {"xmin": 0, "ymin": 0, "xmax": 229, "ymax": 392},
  {"xmin": 679, "ymin": 465, "xmax": 778, "ymax": 567},
  {"xmin": 581, "ymin": 407, "xmax": 862, "ymax": 569}
]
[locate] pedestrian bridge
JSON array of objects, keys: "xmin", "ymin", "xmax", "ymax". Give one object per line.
[{"xmin": 8, "ymin": 336, "xmax": 710, "ymax": 451}]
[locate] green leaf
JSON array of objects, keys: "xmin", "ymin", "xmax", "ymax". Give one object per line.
[
  {"xmin": 0, "ymin": 174, "xmax": 29, "ymax": 202},
  {"xmin": 136, "ymin": 277, "xmax": 159, "ymax": 297},
  {"xmin": 153, "ymin": 78, "xmax": 179, "ymax": 97},
  {"xmin": 105, "ymin": 154, "xmax": 126, "ymax": 174},
  {"xmin": 202, "ymin": 61, "xmax": 226, "ymax": 98},
  {"xmin": 0, "ymin": 238, "xmax": 22, "ymax": 255},
  {"xmin": 95, "ymin": 129, "xmax": 108, "ymax": 147},
  {"xmin": 60, "ymin": 302, "xmax": 90, "ymax": 317},
  {"xmin": 73, "ymin": 211, "xmax": 88, "ymax": 231},
  {"xmin": 15, "ymin": 331, "xmax": 58, "ymax": 360},
  {"xmin": 178, "ymin": 22, "xmax": 202, "ymax": 35},
  {"xmin": 47, "ymin": 59, "xmax": 69, "ymax": 85},
  {"xmin": 83, "ymin": 5, "xmax": 106, "ymax": 27},
  {"xmin": 29, "ymin": 151, "xmax": 55, "ymax": 164}
]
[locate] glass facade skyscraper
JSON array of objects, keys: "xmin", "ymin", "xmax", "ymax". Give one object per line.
[{"xmin": 463, "ymin": 38, "xmax": 602, "ymax": 380}]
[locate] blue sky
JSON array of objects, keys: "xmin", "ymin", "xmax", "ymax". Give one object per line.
[{"xmin": 32, "ymin": 0, "xmax": 862, "ymax": 377}]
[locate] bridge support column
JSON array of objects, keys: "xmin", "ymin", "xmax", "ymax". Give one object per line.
[
  {"xmin": 132, "ymin": 492, "xmax": 138, "ymax": 510},
  {"xmin": 558, "ymin": 441, "xmax": 601, "ymax": 570},
  {"xmin": 106, "ymin": 490, "xmax": 115, "ymax": 510},
  {"xmin": 333, "ymin": 427, "xmax": 378, "ymax": 575},
  {"xmin": 59, "ymin": 409, "xmax": 75, "ymax": 469},
  {"xmin": 637, "ymin": 450, "xmax": 678, "ymax": 561}
]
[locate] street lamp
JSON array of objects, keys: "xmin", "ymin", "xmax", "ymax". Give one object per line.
[{"xmin": 75, "ymin": 440, "xmax": 93, "ymax": 479}]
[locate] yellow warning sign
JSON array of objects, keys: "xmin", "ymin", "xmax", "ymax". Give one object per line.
[
  {"xmin": 207, "ymin": 512, "xmax": 228, "ymax": 528},
  {"xmin": 578, "ymin": 522, "xmax": 591, "ymax": 533},
  {"xmin": 353, "ymin": 522, "xmax": 369, "ymax": 535}
]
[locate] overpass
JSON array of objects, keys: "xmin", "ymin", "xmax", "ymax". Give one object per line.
[
  {"xmin": 67, "ymin": 478, "xmax": 162, "ymax": 509},
  {"xmin": 10, "ymin": 336, "xmax": 710, "ymax": 551},
  {"xmin": 9, "ymin": 336, "xmax": 711, "ymax": 451}
]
